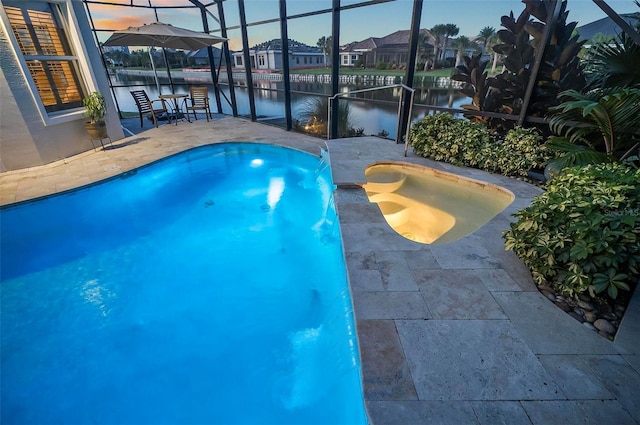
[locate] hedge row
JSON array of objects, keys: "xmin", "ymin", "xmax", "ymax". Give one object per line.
[{"xmin": 408, "ymin": 113, "xmax": 550, "ymax": 177}]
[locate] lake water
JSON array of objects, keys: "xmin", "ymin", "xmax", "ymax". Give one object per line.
[{"xmin": 110, "ymin": 70, "xmax": 465, "ymax": 137}]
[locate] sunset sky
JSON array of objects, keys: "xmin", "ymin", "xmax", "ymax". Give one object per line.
[{"xmin": 88, "ymin": 0, "xmax": 639, "ymax": 51}]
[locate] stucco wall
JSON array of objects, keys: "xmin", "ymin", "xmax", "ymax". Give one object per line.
[
  {"xmin": 0, "ymin": 25, "xmax": 44, "ymax": 171},
  {"xmin": 0, "ymin": 0, "xmax": 124, "ymax": 172},
  {"xmin": 268, "ymin": 51, "xmax": 282, "ymax": 69}
]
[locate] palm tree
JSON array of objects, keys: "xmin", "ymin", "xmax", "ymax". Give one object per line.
[
  {"xmin": 441, "ymin": 23, "xmax": 459, "ymax": 64},
  {"xmin": 317, "ymin": 36, "xmax": 332, "ymax": 67},
  {"xmin": 487, "ymin": 34, "xmax": 501, "ymax": 73},
  {"xmin": 451, "ymin": 35, "xmax": 475, "ymax": 67},
  {"xmin": 417, "ymin": 31, "xmax": 434, "ymax": 71},
  {"xmin": 430, "ymin": 24, "xmax": 447, "ymax": 64},
  {"xmin": 477, "ymin": 26, "xmax": 496, "ymax": 55}
]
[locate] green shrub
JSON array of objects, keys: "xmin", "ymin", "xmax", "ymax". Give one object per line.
[
  {"xmin": 496, "ymin": 127, "xmax": 549, "ymax": 176},
  {"xmin": 408, "ymin": 113, "xmax": 549, "ymax": 176},
  {"xmin": 503, "ymin": 162, "xmax": 640, "ymax": 299},
  {"xmin": 409, "ymin": 113, "xmax": 491, "ymax": 166}
]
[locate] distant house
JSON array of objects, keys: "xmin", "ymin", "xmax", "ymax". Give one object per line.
[
  {"xmin": 101, "ymin": 45, "xmax": 130, "ymax": 54},
  {"xmin": 232, "ymin": 39, "xmax": 324, "ymax": 71},
  {"xmin": 186, "ymin": 46, "xmax": 226, "ymax": 66},
  {"xmin": 576, "ymin": 12, "xmax": 639, "ymax": 42},
  {"xmin": 340, "ymin": 29, "xmax": 435, "ymax": 68},
  {"xmin": 101, "ymin": 45, "xmax": 128, "ymax": 66}
]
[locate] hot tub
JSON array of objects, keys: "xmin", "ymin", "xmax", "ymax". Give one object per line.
[{"xmin": 363, "ymin": 161, "xmax": 515, "ymax": 244}]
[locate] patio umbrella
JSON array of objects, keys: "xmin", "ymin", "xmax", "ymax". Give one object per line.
[
  {"xmin": 104, "ymin": 22, "xmax": 227, "ymax": 51},
  {"xmin": 103, "ymin": 22, "xmax": 227, "ymax": 93}
]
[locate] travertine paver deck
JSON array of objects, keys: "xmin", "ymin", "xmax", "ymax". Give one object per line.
[
  {"xmin": 328, "ymin": 136, "xmax": 639, "ymax": 425},
  {"xmin": 1, "ymin": 118, "xmax": 638, "ymax": 424},
  {"xmin": 0, "ymin": 116, "xmax": 325, "ymax": 204}
]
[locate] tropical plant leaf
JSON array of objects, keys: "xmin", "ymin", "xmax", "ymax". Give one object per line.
[
  {"xmin": 559, "ymin": 42, "xmax": 582, "ymax": 66},
  {"xmin": 548, "ymin": 88, "xmax": 640, "ymax": 158},
  {"xmin": 546, "ymin": 138, "xmax": 612, "ymax": 168},
  {"xmin": 586, "ymin": 32, "xmax": 640, "ymax": 90},
  {"xmin": 524, "ymin": 21, "xmax": 544, "ymax": 39}
]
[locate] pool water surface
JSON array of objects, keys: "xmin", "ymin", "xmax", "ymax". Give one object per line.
[
  {"xmin": 364, "ymin": 161, "xmax": 514, "ymax": 244},
  {"xmin": 0, "ymin": 143, "xmax": 367, "ymax": 424}
]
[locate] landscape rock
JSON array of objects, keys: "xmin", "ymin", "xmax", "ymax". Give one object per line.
[
  {"xmin": 535, "ymin": 284, "xmax": 627, "ymax": 341},
  {"xmin": 555, "ymin": 301, "xmax": 572, "ymax": 312},
  {"xmin": 598, "ymin": 331, "xmax": 613, "ymax": 340},
  {"xmin": 594, "ymin": 319, "xmax": 616, "ymax": 334},
  {"xmin": 576, "ymin": 300, "xmax": 594, "ymax": 311},
  {"xmin": 583, "ymin": 311, "xmax": 597, "ymax": 323}
]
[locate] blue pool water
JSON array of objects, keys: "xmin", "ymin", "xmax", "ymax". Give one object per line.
[{"xmin": 0, "ymin": 143, "xmax": 367, "ymax": 425}]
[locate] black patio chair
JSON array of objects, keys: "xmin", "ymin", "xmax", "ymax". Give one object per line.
[{"xmin": 130, "ymin": 90, "xmax": 170, "ymax": 128}]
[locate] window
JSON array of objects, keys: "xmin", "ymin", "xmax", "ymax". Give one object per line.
[
  {"xmin": 258, "ymin": 55, "xmax": 265, "ymax": 66},
  {"xmin": 342, "ymin": 55, "xmax": 348, "ymax": 65},
  {"xmin": 304, "ymin": 57, "xmax": 308, "ymax": 64},
  {"xmin": 236, "ymin": 55, "xmax": 243, "ymax": 66},
  {"xmin": 3, "ymin": 1, "xmax": 85, "ymax": 113}
]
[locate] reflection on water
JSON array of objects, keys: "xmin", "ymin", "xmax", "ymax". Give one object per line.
[{"xmin": 111, "ymin": 71, "xmax": 465, "ymax": 137}]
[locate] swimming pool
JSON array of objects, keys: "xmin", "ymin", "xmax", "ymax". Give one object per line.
[{"xmin": 0, "ymin": 143, "xmax": 367, "ymax": 424}]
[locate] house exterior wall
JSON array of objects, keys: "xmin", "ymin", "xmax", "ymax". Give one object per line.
[
  {"xmin": 289, "ymin": 53, "xmax": 323, "ymax": 69},
  {"xmin": 0, "ymin": 44, "xmax": 41, "ymax": 172},
  {"xmin": 232, "ymin": 46, "xmax": 323, "ymax": 71},
  {"xmin": 345, "ymin": 50, "xmax": 401, "ymax": 68},
  {"xmin": 340, "ymin": 52, "xmax": 361, "ymax": 67},
  {"xmin": 0, "ymin": 0, "xmax": 124, "ymax": 172},
  {"xmin": 255, "ymin": 53, "xmax": 267, "ymax": 69},
  {"xmin": 374, "ymin": 46, "xmax": 408, "ymax": 66},
  {"xmin": 269, "ymin": 51, "xmax": 282, "ymax": 69},
  {"xmin": 363, "ymin": 52, "xmax": 376, "ymax": 68}
]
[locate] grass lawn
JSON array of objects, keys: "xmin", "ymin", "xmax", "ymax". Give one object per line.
[{"xmin": 293, "ymin": 67, "xmax": 455, "ymax": 78}]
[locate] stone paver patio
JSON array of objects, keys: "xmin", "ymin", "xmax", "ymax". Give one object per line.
[
  {"xmin": 329, "ymin": 136, "xmax": 639, "ymax": 425},
  {"xmin": 1, "ymin": 117, "xmax": 638, "ymax": 424}
]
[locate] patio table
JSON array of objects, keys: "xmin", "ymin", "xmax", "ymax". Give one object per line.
[{"xmin": 159, "ymin": 93, "xmax": 188, "ymax": 125}]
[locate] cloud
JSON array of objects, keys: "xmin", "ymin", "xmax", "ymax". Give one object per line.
[
  {"xmin": 94, "ymin": 16, "xmax": 150, "ymax": 30},
  {"xmin": 90, "ymin": 3, "xmax": 204, "ymax": 31},
  {"xmin": 143, "ymin": 0, "xmax": 182, "ymax": 6}
]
